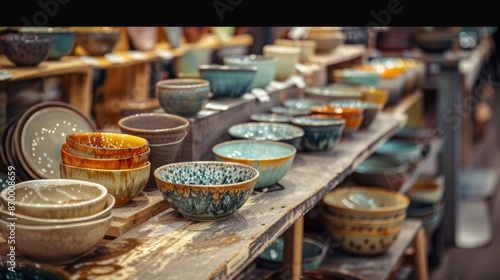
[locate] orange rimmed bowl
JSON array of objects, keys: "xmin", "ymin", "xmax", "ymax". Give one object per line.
[
  {"xmin": 65, "ymin": 132, "xmax": 149, "ymax": 159},
  {"xmin": 310, "ymin": 104, "xmax": 364, "ymax": 137}
]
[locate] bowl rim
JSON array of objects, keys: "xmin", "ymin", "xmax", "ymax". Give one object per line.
[
  {"xmin": 118, "ymin": 112, "xmax": 190, "ymax": 133},
  {"xmin": 212, "ymin": 139, "xmax": 297, "ymax": 162},
  {"xmin": 156, "ymin": 78, "xmax": 209, "ymax": 89},
  {"xmin": 61, "ymin": 143, "xmax": 150, "ymax": 163},
  {"xmin": 65, "ymin": 132, "xmax": 149, "ymax": 153},
  {"xmin": 291, "ymin": 115, "xmax": 346, "ymax": 127},
  {"xmin": 223, "ymin": 54, "xmax": 278, "ymax": 64},
  {"xmin": 0, "ymin": 33, "xmax": 52, "ymax": 43},
  {"xmin": 228, "ymin": 122, "xmax": 305, "ymax": 141},
  {"xmin": 0, "ymin": 211, "xmax": 112, "ymax": 229},
  {"xmin": 198, "ymin": 64, "xmax": 258, "ymax": 73},
  {"xmin": 60, "ymin": 160, "xmax": 151, "ymax": 172}
]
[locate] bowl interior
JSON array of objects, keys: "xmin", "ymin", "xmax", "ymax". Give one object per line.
[
  {"xmin": 118, "ymin": 113, "xmax": 190, "ymax": 132},
  {"xmin": 323, "ymin": 187, "xmax": 410, "ymax": 212},
  {"xmin": 66, "ymin": 132, "xmax": 149, "ymax": 151},
  {"xmin": 213, "ymin": 140, "xmax": 296, "ymax": 160}
]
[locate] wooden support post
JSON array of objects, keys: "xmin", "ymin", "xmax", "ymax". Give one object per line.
[
  {"xmin": 412, "ymin": 227, "xmax": 429, "ymax": 280},
  {"xmin": 282, "ymin": 216, "xmax": 304, "ymax": 280}
]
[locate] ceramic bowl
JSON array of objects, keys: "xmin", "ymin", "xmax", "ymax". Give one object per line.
[
  {"xmin": 406, "ymin": 175, "xmax": 445, "ymax": 204},
  {"xmin": 126, "ymin": 26, "xmax": 158, "ymax": 51},
  {"xmin": 198, "ymin": 64, "xmax": 257, "ymax": 98},
  {"xmin": 352, "ymin": 154, "xmax": 411, "ymax": 191},
  {"xmin": 156, "ymin": 78, "xmax": 211, "ymax": 117},
  {"xmin": 374, "ymin": 139, "xmax": 424, "ymax": 166},
  {"xmin": 358, "ymin": 65, "xmax": 405, "ymax": 106},
  {"xmin": 0, "ymin": 33, "xmax": 52, "ymax": 66},
  {"xmin": 270, "ymin": 106, "xmax": 311, "ymax": 117},
  {"xmin": 263, "ymin": 44, "xmax": 301, "ymax": 82},
  {"xmin": 413, "ymin": 29, "xmax": 458, "ymax": 53},
  {"xmin": 0, "ymin": 194, "xmax": 115, "ymax": 225},
  {"xmin": 75, "ymin": 28, "xmax": 120, "ymax": 56},
  {"xmin": 369, "ymin": 57, "xmax": 419, "ymax": 93},
  {"xmin": 173, "ymin": 46, "xmax": 213, "ymax": 78},
  {"xmin": 154, "ymin": 161, "xmax": 259, "ymax": 221},
  {"xmin": 223, "ymin": 54, "xmax": 278, "ymax": 89},
  {"xmin": 328, "ymin": 100, "xmax": 382, "ymax": 129},
  {"xmin": 360, "ymin": 86, "xmax": 389, "ymax": 108},
  {"xmin": 211, "ymin": 26, "xmax": 235, "ymax": 44},
  {"xmin": 0, "ymin": 179, "xmax": 108, "ymax": 219},
  {"xmin": 250, "ymin": 113, "xmax": 292, "ymax": 123},
  {"xmin": 0, "ymin": 214, "xmax": 112, "ymax": 265},
  {"xmin": 228, "ymin": 122, "xmax": 305, "ymax": 149},
  {"xmin": 310, "ymin": 104, "xmax": 364, "ymax": 137},
  {"xmin": 305, "ymin": 30, "xmax": 346, "ymax": 53},
  {"xmin": 322, "ymin": 186, "xmax": 410, "ymax": 219},
  {"xmin": 60, "ymin": 143, "xmax": 150, "ymax": 169},
  {"xmin": 274, "ymin": 38, "xmax": 317, "ymax": 63},
  {"xmin": 407, "ymin": 200, "xmax": 444, "ymax": 237},
  {"xmin": 321, "ymin": 207, "xmax": 406, "ymax": 233},
  {"xmin": 283, "ymin": 98, "xmax": 327, "ymax": 110},
  {"xmin": 325, "ymin": 223, "xmax": 402, "ymax": 255},
  {"xmin": 257, "ymin": 236, "xmax": 328, "ymax": 270},
  {"xmin": 291, "ymin": 115, "xmax": 345, "ymax": 152},
  {"xmin": 118, "ymin": 113, "xmax": 190, "ymax": 145},
  {"xmin": 17, "ymin": 27, "xmax": 76, "ymax": 60},
  {"xmin": 59, "ymin": 161, "xmax": 151, "ymax": 207},
  {"xmin": 332, "ymin": 68, "xmax": 381, "ymax": 87},
  {"xmin": 212, "ymin": 140, "xmax": 296, "ymax": 189},
  {"xmin": 303, "ymin": 84, "xmax": 364, "ymax": 102},
  {"xmin": 392, "ymin": 127, "xmax": 436, "ymax": 147},
  {"xmin": 0, "ymin": 261, "xmax": 71, "ymax": 280},
  {"xmin": 65, "ymin": 132, "xmax": 149, "ymax": 159}
]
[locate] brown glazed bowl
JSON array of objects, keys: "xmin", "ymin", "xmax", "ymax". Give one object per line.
[
  {"xmin": 75, "ymin": 28, "xmax": 120, "ymax": 56},
  {"xmin": 65, "ymin": 132, "xmax": 149, "ymax": 159},
  {"xmin": 310, "ymin": 105, "xmax": 364, "ymax": 137}
]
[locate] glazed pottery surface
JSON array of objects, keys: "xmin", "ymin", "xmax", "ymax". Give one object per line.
[
  {"xmin": 0, "ymin": 179, "xmax": 108, "ymax": 219},
  {"xmin": 332, "ymin": 68, "xmax": 381, "ymax": 87},
  {"xmin": 360, "ymin": 86, "xmax": 389, "ymax": 108},
  {"xmin": 250, "ymin": 113, "xmax": 292, "ymax": 123},
  {"xmin": 328, "ymin": 100, "xmax": 381, "ymax": 129},
  {"xmin": 223, "ymin": 55, "xmax": 277, "ymax": 89},
  {"xmin": 76, "ymin": 29, "xmax": 120, "ymax": 56},
  {"xmin": 353, "ymin": 154, "xmax": 411, "ymax": 190},
  {"xmin": 270, "ymin": 106, "xmax": 311, "ymax": 117},
  {"xmin": 0, "ymin": 33, "xmax": 52, "ymax": 66},
  {"xmin": 212, "ymin": 140, "xmax": 296, "ymax": 188},
  {"xmin": 274, "ymin": 38, "xmax": 317, "ymax": 63},
  {"xmin": 291, "ymin": 116, "xmax": 345, "ymax": 152},
  {"xmin": 198, "ymin": 64, "xmax": 257, "ymax": 98},
  {"xmin": 263, "ymin": 44, "xmax": 300, "ymax": 82},
  {"xmin": 18, "ymin": 27, "xmax": 76, "ymax": 60},
  {"xmin": 65, "ymin": 132, "xmax": 149, "ymax": 159},
  {"xmin": 228, "ymin": 122, "xmax": 304, "ymax": 149},
  {"xmin": 283, "ymin": 98, "xmax": 327, "ymax": 110},
  {"xmin": 310, "ymin": 105, "xmax": 364, "ymax": 137},
  {"xmin": 156, "ymin": 78, "xmax": 211, "ymax": 117},
  {"xmin": 154, "ymin": 161, "xmax": 259, "ymax": 221},
  {"xmin": 0, "ymin": 261, "xmax": 71, "ymax": 280},
  {"xmin": 374, "ymin": 139, "xmax": 424, "ymax": 166},
  {"xmin": 304, "ymin": 84, "xmax": 364, "ymax": 102},
  {"xmin": 258, "ymin": 237, "xmax": 328, "ymax": 269},
  {"xmin": 321, "ymin": 208, "xmax": 406, "ymax": 233}
]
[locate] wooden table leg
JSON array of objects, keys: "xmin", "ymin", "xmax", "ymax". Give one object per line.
[
  {"xmin": 413, "ymin": 227, "xmax": 429, "ymax": 280},
  {"xmin": 282, "ymin": 216, "xmax": 304, "ymax": 280}
]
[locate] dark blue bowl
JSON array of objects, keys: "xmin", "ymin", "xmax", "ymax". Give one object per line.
[{"xmin": 0, "ymin": 33, "xmax": 52, "ymax": 66}]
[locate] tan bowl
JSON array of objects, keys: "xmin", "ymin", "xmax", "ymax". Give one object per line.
[
  {"xmin": 0, "ymin": 194, "xmax": 115, "ymax": 225},
  {"xmin": 59, "ymin": 161, "xmax": 151, "ymax": 207},
  {"xmin": 65, "ymin": 132, "xmax": 149, "ymax": 159},
  {"xmin": 321, "ymin": 207, "xmax": 406, "ymax": 233},
  {"xmin": 274, "ymin": 38, "xmax": 317, "ymax": 63},
  {"xmin": 61, "ymin": 143, "xmax": 150, "ymax": 169},
  {"xmin": 263, "ymin": 44, "xmax": 301, "ymax": 82},
  {"xmin": 322, "ymin": 187, "xmax": 410, "ymax": 219},
  {"xmin": 361, "ymin": 86, "xmax": 389, "ymax": 108},
  {"xmin": 0, "ymin": 179, "xmax": 108, "ymax": 219},
  {"xmin": 0, "ymin": 214, "xmax": 112, "ymax": 265}
]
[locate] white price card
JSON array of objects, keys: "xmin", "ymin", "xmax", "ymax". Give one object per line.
[
  {"xmin": 128, "ymin": 50, "xmax": 147, "ymax": 60},
  {"xmin": 157, "ymin": 49, "xmax": 174, "ymax": 60},
  {"xmin": 80, "ymin": 56, "xmax": 99, "ymax": 65},
  {"xmin": 289, "ymin": 75, "xmax": 307, "ymax": 89},
  {"xmin": 104, "ymin": 53, "xmax": 125, "ymax": 64},
  {"xmin": 251, "ymin": 88, "xmax": 270, "ymax": 102},
  {"xmin": 288, "ymin": 27, "xmax": 310, "ymax": 40}
]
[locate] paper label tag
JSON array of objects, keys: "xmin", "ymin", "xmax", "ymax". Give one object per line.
[
  {"xmin": 251, "ymin": 88, "xmax": 270, "ymax": 102},
  {"xmin": 205, "ymin": 102, "xmax": 230, "ymax": 111},
  {"xmin": 157, "ymin": 49, "xmax": 174, "ymax": 60},
  {"xmin": 128, "ymin": 50, "xmax": 147, "ymax": 60},
  {"xmin": 80, "ymin": 56, "xmax": 99, "ymax": 65},
  {"xmin": 288, "ymin": 27, "xmax": 310, "ymax": 40},
  {"xmin": 289, "ymin": 75, "xmax": 307, "ymax": 89},
  {"xmin": 104, "ymin": 53, "xmax": 125, "ymax": 64}
]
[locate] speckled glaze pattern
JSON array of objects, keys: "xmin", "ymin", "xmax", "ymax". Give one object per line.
[
  {"xmin": 18, "ymin": 27, "xmax": 76, "ymax": 60},
  {"xmin": 65, "ymin": 132, "xmax": 149, "ymax": 159},
  {"xmin": 154, "ymin": 161, "xmax": 259, "ymax": 221},
  {"xmin": 156, "ymin": 79, "xmax": 211, "ymax": 117},
  {"xmin": 228, "ymin": 122, "xmax": 304, "ymax": 149},
  {"xmin": 291, "ymin": 116, "xmax": 345, "ymax": 152},
  {"xmin": 212, "ymin": 140, "xmax": 296, "ymax": 188},
  {"xmin": 0, "ymin": 34, "xmax": 52, "ymax": 66},
  {"xmin": 198, "ymin": 65, "xmax": 257, "ymax": 98}
]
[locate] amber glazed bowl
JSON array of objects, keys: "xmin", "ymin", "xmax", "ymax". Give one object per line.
[
  {"xmin": 154, "ymin": 161, "xmax": 259, "ymax": 221},
  {"xmin": 59, "ymin": 161, "xmax": 151, "ymax": 207},
  {"xmin": 310, "ymin": 105, "xmax": 364, "ymax": 137},
  {"xmin": 65, "ymin": 132, "xmax": 149, "ymax": 159}
]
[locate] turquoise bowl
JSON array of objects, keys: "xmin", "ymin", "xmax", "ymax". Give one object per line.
[
  {"xmin": 212, "ymin": 140, "xmax": 296, "ymax": 189},
  {"xmin": 375, "ymin": 139, "xmax": 424, "ymax": 166},
  {"xmin": 258, "ymin": 236, "xmax": 328, "ymax": 270},
  {"xmin": 228, "ymin": 122, "xmax": 304, "ymax": 149},
  {"xmin": 18, "ymin": 27, "xmax": 76, "ymax": 60},
  {"xmin": 303, "ymin": 83, "xmax": 364, "ymax": 102},
  {"xmin": 283, "ymin": 98, "xmax": 327, "ymax": 110},
  {"xmin": 154, "ymin": 161, "xmax": 259, "ymax": 221},
  {"xmin": 353, "ymin": 154, "xmax": 411, "ymax": 191},
  {"xmin": 198, "ymin": 64, "xmax": 257, "ymax": 98},
  {"xmin": 329, "ymin": 99, "xmax": 382, "ymax": 129},
  {"xmin": 291, "ymin": 116, "xmax": 346, "ymax": 152},
  {"xmin": 156, "ymin": 78, "xmax": 211, "ymax": 117},
  {"xmin": 223, "ymin": 54, "xmax": 277, "ymax": 89},
  {"xmin": 0, "ymin": 261, "xmax": 71, "ymax": 280},
  {"xmin": 332, "ymin": 68, "xmax": 381, "ymax": 87},
  {"xmin": 250, "ymin": 113, "xmax": 292, "ymax": 123}
]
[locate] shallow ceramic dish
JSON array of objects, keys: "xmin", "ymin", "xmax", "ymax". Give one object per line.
[
  {"xmin": 322, "ymin": 186, "xmax": 410, "ymax": 219},
  {"xmin": 283, "ymin": 98, "xmax": 327, "ymax": 110},
  {"xmin": 118, "ymin": 113, "xmax": 190, "ymax": 145},
  {"xmin": 154, "ymin": 161, "xmax": 259, "ymax": 221},
  {"xmin": 198, "ymin": 64, "xmax": 257, "ymax": 98},
  {"xmin": 65, "ymin": 132, "xmax": 149, "ymax": 159},
  {"xmin": 250, "ymin": 113, "xmax": 292, "ymax": 123},
  {"xmin": 0, "ymin": 178, "xmax": 108, "ymax": 219},
  {"xmin": 223, "ymin": 54, "xmax": 277, "ymax": 89},
  {"xmin": 0, "ymin": 33, "xmax": 52, "ymax": 66},
  {"xmin": 59, "ymin": 161, "xmax": 151, "ymax": 207},
  {"xmin": 0, "ymin": 261, "xmax": 71, "ymax": 280},
  {"xmin": 0, "ymin": 214, "xmax": 112, "ymax": 265},
  {"xmin": 17, "ymin": 27, "xmax": 76, "ymax": 60},
  {"xmin": 156, "ymin": 78, "xmax": 211, "ymax": 117},
  {"xmin": 212, "ymin": 140, "xmax": 296, "ymax": 189},
  {"xmin": 304, "ymin": 84, "xmax": 364, "ymax": 102},
  {"xmin": 329, "ymin": 100, "xmax": 381, "ymax": 129},
  {"xmin": 270, "ymin": 106, "xmax": 311, "ymax": 117},
  {"xmin": 352, "ymin": 154, "xmax": 411, "ymax": 191},
  {"xmin": 291, "ymin": 115, "xmax": 345, "ymax": 152},
  {"xmin": 228, "ymin": 122, "xmax": 304, "ymax": 149},
  {"xmin": 0, "ymin": 194, "xmax": 115, "ymax": 225},
  {"xmin": 258, "ymin": 236, "xmax": 328, "ymax": 270}
]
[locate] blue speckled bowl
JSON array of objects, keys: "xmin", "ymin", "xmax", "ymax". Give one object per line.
[
  {"xmin": 228, "ymin": 122, "xmax": 304, "ymax": 149},
  {"xmin": 154, "ymin": 161, "xmax": 259, "ymax": 221},
  {"xmin": 198, "ymin": 64, "xmax": 257, "ymax": 98},
  {"xmin": 0, "ymin": 33, "xmax": 52, "ymax": 67},
  {"xmin": 291, "ymin": 116, "xmax": 346, "ymax": 152},
  {"xmin": 212, "ymin": 140, "xmax": 296, "ymax": 189},
  {"xmin": 223, "ymin": 55, "xmax": 277, "ymax": 89},
  {"xmin": 156, "ymin": 78, "xmax": 211, "ymax": 117}
]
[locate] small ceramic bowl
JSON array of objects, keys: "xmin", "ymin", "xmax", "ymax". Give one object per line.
[
  {"xmin": 305, "ymin": 29, "xmax": 346, "ymax": 53},
  {"xmin": 250, "ymin": 113, "xmax": 292, "ymax": 123},
  {"xmin": 406, "ymin": 175, "xmax": 445, "ymax": 204},
  {"xmin": 156, "ymin": 78, "xmax": 211, "ymax": 117},
  {"xmin": 118, "ymin": 113, "xmax": 190, "ymax": 145},
  {"xmin": 228, "ymin": 122, "xmax": 305, "ymax": 149},
  {"xmin": 0, "ymin": 214, "xmax": 112, "ymax": 265},
  {"xmin": 310, "ymin": 104, "xmax": 364, "ymax": 137},
  {"xmin": 198, "ymin": 64, "xmax": 257, "ymax": 98},
  {"xmin": 303, "ymin": 84, "xmax": 364, "ymax": 102},
  {"xmin": 0, "ymin": 33, "xmax": 52, "ymax": 67},
  {"xmin": 223, "ymin": 54, "xmax": 277, "ymax": 89},
  {"xmin": 374, "ymin": 139, "xmax": 424, "ymax": 166},
  {"xmin": 321, "ymin": 207, "xmax": 406, "ymax": 233},
  {"xmin": 0, "ymin": 261, "xmax": 71, "ymax": 280},
  {"xmin": 352, "ymin": 154, "xmax": 411, "ymax": 191},
  {"xmin": 291, "ymin": 115, "xmax": 346, "ymax": 152},
  {"xmin": 274, "ymin": 38, "xmax": 317, "ymax": 63},
  {"xmin": 75, "ymin": 28, "xmax": 120, "ymax": 56},
  {"xmin": 0, "ymin": 179, "xmax": 108, "ymax": 219},
  {"xmin": 263, "ymin": 44, "xmax": 301, "ymax": 82},
  {"xmin": 17, "ymin": 27, "xmax": 76, "ymax": 60},
  {"xmin": 59, "ymin": 161, "xmax": 151, "ymax": 207},
  {"xmin": 283, "ymin": 98, "xmax": 327, "ymax": 110},
  {"xmin": 360, "ymin": 86, "xmax": 389, "ymax": 108},
  {"xmin": 332, "ymin": 68, "xmax": 381, "ymax": 87},
  {"xmin": 154, "ymin": 161, "xmax": 259, "ymax": 221},
  {"xmin": 65, "ymin": 132, "xmax": 149, "ymax": 159},
  {"xmin": 270, "ymin": 106, "xmax": 311, "ymax": 117},
  {"xmin": 212, "ymin": 140, "xmax": 296, "ymax": 189},
  {"xmin": 328, "ymin": 100, "xmax": 382, "ymax": 129},
  {"xmin": 322, "ymin": 186, "xmax": 410, "ymax": 219},
  {"xmin": 61, "ymin": 143, "xmax": 150, "ymax": 169}
]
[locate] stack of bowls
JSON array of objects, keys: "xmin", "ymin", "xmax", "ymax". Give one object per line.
[
  {"xmin": 328, "ymin": 100, "xmax": 382, "ymax": 130},
  {"xmin": 118, "ymin": 113, "xmax": 190, "ymax": 190},
  {"xmin": 0, "ymin": 179, "xmax": 114, "ymax": 265},
  {"xmin": 310, "ymin": 104, "xmax": 364, "ymax": 138},
  {"xmin": 59, "ymin": 132, "xmax": 151, "ymax": 207},
  {"xmin": 321, "ymin": 187, "xmax": 410, "ymax": 256}
]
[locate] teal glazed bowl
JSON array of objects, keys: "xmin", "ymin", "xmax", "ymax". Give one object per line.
[
  {"xmin": 18, "ymin": 27, "xmax": 76, "ymax": 60},
  {"xmin": 270, "ymin": 106, "xmax": 311, "ymax": 117},
  {"xmin": 154, "ymin": 161, "xmax": 259, "ymax": 221},
  {"xmin": 212, "ymin": 140, "xmax": 296, "ymax": 189},
  {"xmin": 156, "ymin": 78, "xmax": 211, "ymax": 117},
  {"xmin": 228, "ymin": 122, "xmax": 304, "ymax": 149},
  {"xmin": 198, "ymin": 64, "xmax": 257, "ymax": 98},
  {"xmin": 329, "ymin": 99, "xmax": 382, "ymax": 129},
  {"xmin": 291, "ymin": 115, "xmax": 346, "ymax": 152},
  {"xmin": 374, "ymin": 139, "xmax": 424, "ymax": 166},
  {"xmin": 353, "ymin": 154, "xmax": 411, "ymax": 191},
  {"xmin": 223, "ymin": 54, "xmax": 277, "ymax": 89},
  {"xmin": 0, "ymin": 33, "xmax": 52, "ymax": 67},
  {"xmin": 332, "ymin": 68, "xmax": 381, "ymax": 87}
]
